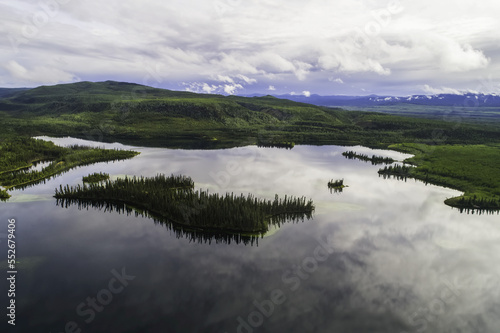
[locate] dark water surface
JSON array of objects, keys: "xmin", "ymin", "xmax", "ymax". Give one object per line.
[{"xmin": 1, "ymin": 137, "xmax": 499, "ymax": 332}]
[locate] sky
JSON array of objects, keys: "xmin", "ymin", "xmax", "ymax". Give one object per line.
[{"xmin": 1, "ymin": 0, "xmax": 500, "ymax": 96}]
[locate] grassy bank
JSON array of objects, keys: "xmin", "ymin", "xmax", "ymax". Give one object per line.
[{"xmin": 387, "ymin": 143, "xmax": 500, "ymax": 210}]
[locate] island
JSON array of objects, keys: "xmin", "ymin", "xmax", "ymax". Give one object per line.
[{"xmin": 55, "ymin": 173, "xmax": 315, "ymax": 235}]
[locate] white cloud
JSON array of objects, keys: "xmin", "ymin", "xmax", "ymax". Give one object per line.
[
  {"xmin": 0, "ymin": 0, "xmax": 499, "ymax": 94},
  {"xmin": 268, "ymin": 85, "xmax": 276, "ymax": 91},
  {"xmin": 224, "ymin": 84, "xmax": 243, "ymax": 95},
  {"xmin": 330, "ymin": 78, "xmax": 344, "ymax": 84},
  {"xmin": 420, "ymin": 85, "xmax": 461, "ymax": 95},
  {"xmin": 236, "ymin": 74, "xmax": 257, "ymax": 84},
  {"xmin": 215, "ymin": 75, "xmax": 234, "ymax": 83},
  {"xmin": 4, "ymin": 60, "xmax": 79, "ymax": 86},
  {"xmin": 302, "ymin": 90, "xmax": 311, "ymax": 97},
  {"xmin": 438, "ymin": 42, "xmax": 489, "ymax": 72}
]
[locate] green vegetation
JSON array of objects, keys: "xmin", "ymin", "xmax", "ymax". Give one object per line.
[
  {"xmin": 0, "ymin": 189, "xmax": 10, "ymax": 201},
  {"xmin": 343, "ymin": 104, "xmax": 500, "ymax": 128},
  {"xmin": 384, "ymin": 143, "xmax": 500, "ymax": 210},
  {"xmin": 328, "ymin": 179, "xmax": 347, "ymax": 193},
  {"xmin": 1, "ymin": 81, "xmax": 500, "ymax": 210},
  {"xmin": 55, "ymin": 174, "xmax": 314, "ymax": 234},
  {"xmin": 257, "ymin": 140, "xmax": 295, "ymax": 149},
  {"xmin": 0, "ymin": 137, "xmax": 139, "ymax": 190},
  {"xmin": 342, "ymin": 150, "xmax": 395, "ymax": 165},
  {"xmin": 2, "ymin": 81, "xmax": 500, "ymax": 149},
  {"xmin": 83, "ymin": 172, "xmax": 110, "ymax": 183},
  {"xmin": 378, "ymin": 164, "xmax": 414, "ymax": 180}
]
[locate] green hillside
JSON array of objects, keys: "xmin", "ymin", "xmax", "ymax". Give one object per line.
[{"xmin": 0, "ymin": 81, "xmax": 498, "ymax": 148}]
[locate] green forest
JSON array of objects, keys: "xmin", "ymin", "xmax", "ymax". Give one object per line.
[
  {"xmin": 82, "ymin": 172, "xmax": 110, "ymax": 183},
  {"xmin": 342, "ymin": 150, "xmax": 395, "ymax": 165},
  {"xmin": 0, "ymin": 137, "xmax": 139, "ymax": 190},
  {"xmin": 55, "ymin": 174, "xmax": 315, "ymax": 234}
]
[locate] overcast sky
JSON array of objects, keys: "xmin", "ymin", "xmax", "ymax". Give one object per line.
[{"xmin": 1, "ymin": 0, "xmax": 500, "ymax": 96}]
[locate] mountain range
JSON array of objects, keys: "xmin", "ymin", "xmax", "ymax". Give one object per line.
[{"xmin": 242, "ymin": 93, "xmax": 500, "ymax": 108}]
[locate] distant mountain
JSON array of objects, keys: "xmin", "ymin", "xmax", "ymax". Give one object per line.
[{"xmin": 241, "ymin": 93, "xmax": 500, "ymax": 108}]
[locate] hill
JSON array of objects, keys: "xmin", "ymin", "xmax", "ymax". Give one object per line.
[
  {"xmin": 1, "ymin": 81, "xmax": 499, "ymax": 149},
  {"xmin": 0, "ymin": 88, "xmax": 31, "ymax": 99}
]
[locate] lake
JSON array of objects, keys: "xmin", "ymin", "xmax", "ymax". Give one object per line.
[{"xmin": 2, "ymin": 136, "xmax": 500, "ymax": 333}]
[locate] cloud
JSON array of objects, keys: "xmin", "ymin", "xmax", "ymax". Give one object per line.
[
  {"xmin": 3, "ymin": 60, "xmax": 79, "ymax": 86},
  {"xmin": 420, "ymin": 85, "xmax": 461, "ymax": 95},
  {"xmin": 215, "ymin": 75, "xmax": 234, "ymax": 83},
  {"xmin": 183, "ymin": 81, "xmax": 243, "ymax": 95},
  {"xmin": 330, "ymin": 78, "xmax": 344, "ymax": 84},
  {"xmin": 0, "ymin": 0, "xmax": 499, "ymax": 95},
  {"xmin": 237, "ymin": 74, "xmax": 257, "ymax": 84},
  {"xmin": 438, "ymin": 42, "xmax": 489, "ymax": 72},
  {"xmin": 224, "ymin": 84, "xmax": 243, "ymax": 95},
  {"xmin": 268, "ymin": 85, "xmax": 276, "ymax": 91},
  {"xmin": 302, "ymin": 90, "xmax": 311, "ymax": 97}
]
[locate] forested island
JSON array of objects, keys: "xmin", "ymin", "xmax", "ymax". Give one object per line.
[
  {"xmin": 328, "ymin": 179, "xmax": 347, "ymax": 193},
  {"xmin": 55, "ymin": 174, "xmax": 315, "ymax": 235}
]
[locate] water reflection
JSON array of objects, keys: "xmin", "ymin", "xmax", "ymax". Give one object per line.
[
  {"xmin": 3, "ymin": 137, "xmax": 500, "ymax": 332},
  {"xmin": 55, "ymin": 197, "xmax": 312, "ymax": 246}
]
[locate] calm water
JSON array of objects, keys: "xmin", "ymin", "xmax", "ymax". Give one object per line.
[{"xmin": 1, "ymin": 137, "xmax": 500, "ymax": 333}]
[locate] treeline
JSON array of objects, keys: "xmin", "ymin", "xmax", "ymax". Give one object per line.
[
  {"xmin": 257, "ymin": 140, "xmax": 295, "ymax": 149},
  {"xmin": 0, "ymin": 137, "xmax": 66, "ymax": 174},
  {"xmin": 445, "ymin": 195, "xmax": 500, "ymax": 212},
  {"xmin": 55, "ymin": 174, "xmax": 314, "ymax": 234},
  {"xmin": 342, "ymin": 150, "xmax": 395, "ymax": 165},
  {"xmin": 378, "ymin": 165, "xmax": 414, "ymax": 180},
  {"xmin": 0, "ymin": 138, "xmax": 139, "ymax": 189},
  {"xmin": 83, "ymin": 172, "xmax": 110, "ymax": 183}
]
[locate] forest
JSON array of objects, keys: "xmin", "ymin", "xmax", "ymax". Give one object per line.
[
  {"xmin": 0, "ymin": 137, "xmax": 139, "ymax": 190},
  {"xmin": 83, "ymin": 172, "xmax": 110, "ymax": 183},
  {"xmin": 55, "ymin": 174, "xmax": 315, "ymax": 234},
  {"xmin": 342, "ymin": 150, "xmax": 395, "ymax": 165}
]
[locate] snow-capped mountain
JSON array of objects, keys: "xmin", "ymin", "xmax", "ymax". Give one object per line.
[{"xmin": 243, "ymin": 93, "xmax": 500, "ymax": 108}]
